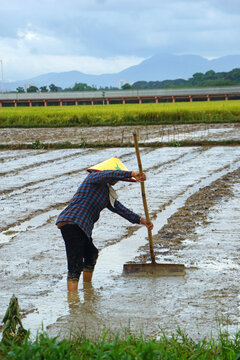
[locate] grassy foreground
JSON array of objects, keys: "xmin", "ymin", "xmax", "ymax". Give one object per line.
[
  {"xmin": 0, "ymin": 101, "xmax": 240, "ymax": 127},
  {"xmin": 0, "ymin": 330, "xmax": 240, "ymax": 360}
]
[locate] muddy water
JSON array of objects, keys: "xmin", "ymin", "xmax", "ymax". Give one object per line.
[{"xmin": 0, "ymin": 130, "xmax": 240, "ymax": 340}]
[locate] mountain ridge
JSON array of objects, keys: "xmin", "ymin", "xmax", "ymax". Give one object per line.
[{"xmin": 5, "ymin": 53, "xmax": 240, "ymax": 90}]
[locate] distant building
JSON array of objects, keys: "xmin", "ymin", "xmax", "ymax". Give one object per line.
[
  {"xmin": 116, "ymin": 80, "xmax": 128, "ymax": 89},
  {"xmin": 24, "ymin": 83, "xmax": 35, "ymax": 90},
  {"xmin": 116, "ymin": 80, "xmax": 134, "ymax": 89}
]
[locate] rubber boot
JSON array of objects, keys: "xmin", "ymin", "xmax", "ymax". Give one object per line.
[
  {"xmin": 67, "ymin": 280, "xmax": 79, "ymax": 291},
  {"xmin": 83, "ymin": 271, "xmax": 93, "ymax": 282}
]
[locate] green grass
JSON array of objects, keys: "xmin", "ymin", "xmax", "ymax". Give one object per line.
[
  {"xmin": 0, "ymin": 101, "xmax": 240, "ymax": 127},
  {"xmin": 0, "ymin": 329, "xmax": 240, "ymax": 360}
]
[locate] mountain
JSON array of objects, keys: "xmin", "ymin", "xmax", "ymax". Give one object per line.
[{"xmin": 4, "ymin": 53, "xmax": 240, "ymax": 90}]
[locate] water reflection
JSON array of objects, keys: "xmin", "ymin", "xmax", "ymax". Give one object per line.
[
  {"xmin": 67, "ymin": 283, "xmax": 100, "ymax": 317},
  {"xmin": 65, "ymin": 283, "xmax": 104, "ymax": 339}
]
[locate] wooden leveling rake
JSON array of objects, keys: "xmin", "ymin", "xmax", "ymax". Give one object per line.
[{"xmin": 123, "ymin": 132, "xmax": 186, "ymax": 276}]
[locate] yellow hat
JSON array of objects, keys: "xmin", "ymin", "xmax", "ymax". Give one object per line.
[{"xmin": 87, "ymin": 156, "xmax": 136, "ymax": 182}]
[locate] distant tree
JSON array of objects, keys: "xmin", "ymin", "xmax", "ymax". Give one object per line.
[
  {"xmin": 72, "ymin": 83, "xmax": 97, "ymax": 91},
  {"xmin": 121, "ymin": 83, "xmax": 132, "ymax": 90},
  {"xmin": 189, "ymin": 72, "xmax": 205, "ymax": 86},
  {"xmin": 210, "ymin": 79, "xmax": 233, "ymax": 86},
  {"xmin": 40, "ymin": 86, "xmax": 48, "ymax": 92},
  {"xmin": 227, "ymin": 68, "xmax": 240, "ymax": 82},
  {"xmin": 204, "ymin": 70, "xmax": 217, "ymax": 80},
  {"xmin": 131, "ymin": 68, "xmax": 240, "ymax": 90},
  {"xmin": 27, "ymin": 85, "xmax": 39, "ymax": 93},
  {"xmin": 98, "ymin": 86, "xmax": 118, "ymax": 90},
  {"xmin": 132, "ymin": 79, "xmax": 187, "ymax": 89},
  {"xmin": 132, "ymin": 81, "xmax": 148, "ymax": 89},
  {"xmin": 49, "ymin": 83, "xmax": 59, "ymax": 92},
  {"xmin": 192, "ymin": 72, "xmax": 204, "ymax": 79},
  {"xmin": 16, "ymin": 87, "xmax": 25, "ymax": 93}
]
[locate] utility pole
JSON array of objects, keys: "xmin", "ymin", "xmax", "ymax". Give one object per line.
[{"xmin": 0, "ymin": 60, "xmax": 4, "ymax": 93}]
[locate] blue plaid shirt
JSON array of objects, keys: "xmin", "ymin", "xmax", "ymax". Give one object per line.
[{"xmin": 56, "ymin": 170, "xmax": 141, "ymax": 239}]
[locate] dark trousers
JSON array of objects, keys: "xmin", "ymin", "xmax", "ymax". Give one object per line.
[{"xmin": 60, "ymin": 224, "xmax": 98, "ymax": 281}]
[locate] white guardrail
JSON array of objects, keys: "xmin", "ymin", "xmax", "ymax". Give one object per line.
[{"xmin": 0, "ymin": 86, "xmax": 240, "ymax": 101}]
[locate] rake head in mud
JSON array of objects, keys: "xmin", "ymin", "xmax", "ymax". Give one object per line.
[{"xmin": 123, "ymin": 262, "xmax": 186, "ymax": 276}]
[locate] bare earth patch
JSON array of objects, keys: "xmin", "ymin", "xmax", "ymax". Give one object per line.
[{"xmin": 1, "ymin": 123, "xmax": 240, "ymax": 144}]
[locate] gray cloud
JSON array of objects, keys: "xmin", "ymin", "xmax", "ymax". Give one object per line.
[{"xmin": 0, "ymin": 0, "xmax": 240, "ymax": 80}]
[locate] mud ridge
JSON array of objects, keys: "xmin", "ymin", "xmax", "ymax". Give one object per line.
[
  {"xmin": 0, "ymin": 203, "xmax": 66, "ymax": 235},
  {"xmin": 0, "ymin": 150, "xmax": 44, "ymax": 163},
  {"xmin": 1, "ymin": 147, "xmax": 200, "ymax": 199},
  {"xmin": 136, "ymin": 167, "xmax": 240, "ymax": 262},
  {"xmin": 0, "ymin": 149, "xmax": 90, "ymax": 177},
  {"xmin": 0, "ymin": 166, "xmax": 89, "ymax": 197},
  {"xmin": 151, "ymin": 147, "xmax": 207, "ymax": 173},
  {"xmin": 0, "ymin": 123, "xmax": 239, "ymax": 146},
  {"xmin": 0, "ymin": 149, "xmax": 154, "ymax": 197}
]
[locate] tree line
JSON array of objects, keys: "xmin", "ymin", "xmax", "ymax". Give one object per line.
[
  {"xmin": 16, "ymin": 83, "xmax": 100, "ymax": 93},
  {"xmin": 15, "ymin": 68, "xmax": 240, "ymax": 93},
  {"xmin": 130, "ymin": 68, "xmax": 240, "ymax": 90}
]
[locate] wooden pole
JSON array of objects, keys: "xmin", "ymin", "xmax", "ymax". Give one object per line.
[{"xmin": 133, "ymin": 132, "xmax": 156, "ymax": 264}]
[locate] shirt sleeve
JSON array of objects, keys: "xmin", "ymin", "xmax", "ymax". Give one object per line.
[
  {"xmin": 107, "ymin": 200, "xmax": 141, "ymax": 224},
  {"xmin": 87, "ymin": 170, "xmax": 132, "ymax": 184}
]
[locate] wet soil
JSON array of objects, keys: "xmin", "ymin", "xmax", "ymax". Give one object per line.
[
  {"xmin": 137, "ymin": 167, "xmax": 240, "ymax": 262},
  {"xmin": 1, "ymin": 123, "xmax": 240, "ymax": 145},
  {"xmin": 0, "ymin": 126, "xmax": 240, "ymax": 341}
]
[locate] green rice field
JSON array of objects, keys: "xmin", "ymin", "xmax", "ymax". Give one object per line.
[{"xmin": 0, "ymin": 100, "xmax": 240, "ymax": 127}]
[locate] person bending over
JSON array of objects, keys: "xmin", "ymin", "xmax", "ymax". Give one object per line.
[{"xmin": 56, "ymin": 158, "xmax": 153, "ymax": 291}]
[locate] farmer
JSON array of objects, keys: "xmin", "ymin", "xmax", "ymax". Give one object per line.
[{"xmin": 56, "ymin": 157, "xmax": 153, "ymax": 291}]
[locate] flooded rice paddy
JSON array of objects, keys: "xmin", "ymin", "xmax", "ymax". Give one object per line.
[{"xmin": 0, "ymin": 125, "xmax": 240, "ymax": 341}]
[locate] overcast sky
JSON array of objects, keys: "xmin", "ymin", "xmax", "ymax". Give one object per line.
[{"xmin": 1, "ymin": 0, "xmax": 240, "ymax": 81}]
